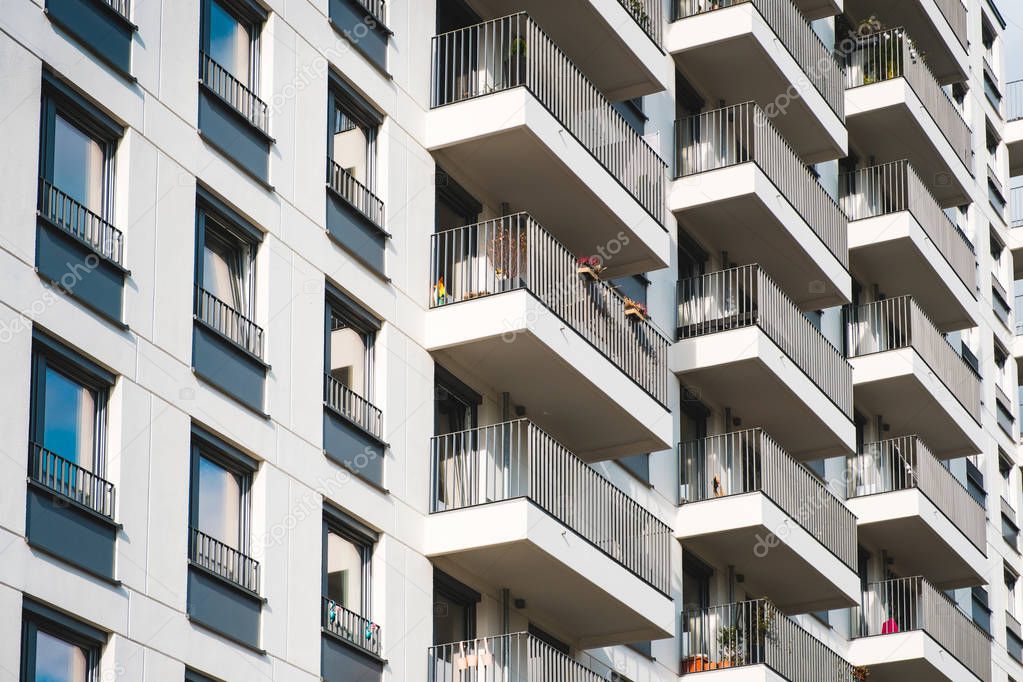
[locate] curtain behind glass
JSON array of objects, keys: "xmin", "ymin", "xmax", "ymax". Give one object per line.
[
  {"xmin": 35, "ymin": 630, "xmax": 88, "ymax": 682},
  {"xmin": 326, "ymin": 531, "xmax": 364, "ymax": 613},
  {"xmin": 197, "ymin": 456, "xmax": 242, "ymax": 549}
]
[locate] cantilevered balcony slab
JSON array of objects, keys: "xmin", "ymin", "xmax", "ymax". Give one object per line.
[
  {"xmin": 677, "ymin": 430, "xmax": 859, "ymax": 613},
  {"xmin": 668, "ymin": 1, "xmax": 847, "ymax": 163},
  {"xmin": 673, "ymin": 103, "xmax": 850, "ymax": 309},
  {"xmin": 467, "ymin": 0, "xmax": 668, "ymax": 99},
  {"xmin": 791, "ymin": 0, "xmax": 842, "ymax": 20},
  {"xmin": 846, "ymin": 438, "xmax": 986, "ymax": 590}
]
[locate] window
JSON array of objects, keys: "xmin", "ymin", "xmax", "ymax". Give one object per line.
[
  {"xmin": 1007, "ymin": 565, "xmax": 1019, "ymax": 617},
  {"xmin": 21, "ymin": 600, "xmax": 105, "ymax": 682},
  {"xmin": 201, "ymin": 0, "xmax": 258, "ymax": 87},
  {"xmin": 434, "ymin": 365, "xmax": 480, "ymax": 436},
  {"xmin": 322, "ymin": 507, "xmax": 380, "ymax": 655},
  {"xmin": 323, "ymin": 285, "xmax": 382, "ymax": 438},
  {"xmin": 433, "ymin": 570, "xmax": 480, "ymax": 646},
  {"xmin": 329, "ymin": 91, "xmax": 376, "ymax": 195},
  {"xmin": 972, "ymin": 586, "xmax": 992, "ymax": 635},
  {"xmin": 197, "ymin": 211, "xmax": 254, "ymax": 318}
]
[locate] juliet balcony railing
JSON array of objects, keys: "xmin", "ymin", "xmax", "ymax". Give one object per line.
[
  {"xmin": 676, "ymin": 264, "xmax": 853, "ymax": 417},
  {"xmin": 846, "ymin": 436, "xmax": 985, "ymax": 552},
  {"xmin": 674, "ymin": 102, "xmax": 848, "ymax": 267},
  {"xmin": 99, "ymin": 0, "xmax": 131, "ymax": 21},
  {"xmin": 322, "ymin": 597, "xmax": 381, "ymax": 657},
  {"xmin": 188, "ymin": 527, "xmax": 260, "ymax": 594},
  {"xmin": 29, "ymin": 442, "xmax": 116, "ymax": 520},
  {"xmin": 326, "ymin": 157, "xmax": 385, "ymax": 230},
  {"xmin": 428, "ymin": 633, "xmax": 616, "ymax": 682},
  {"xmin": 38, "ymin": 178, "xmax": 125, "ymax": 266},
  {"xmin": 845, "ymin": 28, "xmax": 971, "ymax": 172},
  {"xmin": 617, "ymin": 0, "xmax": 663, "ymax": 46},
  {"xmin": 194, "ymin": 285, "xmax": 265, "ymax": 359},
  {"xmin": 1008, "ymin": 80, "xmax": 1023, "ymax": 122},
  {"xmin": 429, "ymin": 13, "xmax": 667, "ymax": 226},
  {"xmin": 679, "ymin": 429, "xmax": 857, "ymax": 569},
  {"xmin": 680, "ymin": 599, "xmax": 855, "ymax": 679},
  {"xmin": 430, "ymin": 419, "xmax": 672, "ymax": 594},
  {"xmin": 839, "ymin": 160, "xmax": 976, "ymax": 292},
  {"xmin": 856, "ymin": 577, "xmax": 991, "ymax": 682},
  {"xmin": 844, "ymin": 296, "xmax": 981, "ymax": 420},
  {"xmin": 430, "ymin": 214, "xmax": 671, "ymax": 405},
  {"xmin": 352, "ymin": 0, "xmax": 386, "ymax": 23},
  {"xmin": 323, "ymin": 374, "xmax": 383, "ymax": 440},
  {"xmin": 672, "ymin": 0, "xmax": 845, "ymax": 119},
  {"xmin": 199, "ymin": 52, "xmax": 270, "ymax": 137}
]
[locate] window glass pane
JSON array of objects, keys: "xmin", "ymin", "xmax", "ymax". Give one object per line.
[
  {"xmin": 35, "ymin": 630, "xmax": 89, "ymax": 682},
  {"xmin": 433, "ymin": 592, "xmax": 466, "ymax": 645},
  {"xmin": 332, "ymin": 106, "xmax": 369, "ymax": 185},
  {"xmin": 203, "ymin": 224, "xmax": 247, "ymax": 312},
  {"xmin": 42, "ymin": 367, "xmax": 96, "ymax": 472},
  {"xmin": 330, "ymin": 313, "xmax": 367, "ymax": 397},
  {"xmin": 53, "ymin": 114, "xmax": 104, "ymax": 213},
  {"xmin": 208, "ymin": 0, "xmax": 251, "ymax": 83},
  {"xmin": 326, "ymin": 531, "xmax": 363, "ymax": 613},
  {"xmin": 196, "ymin": 456, "xmax": 242, "ymax": 549}
]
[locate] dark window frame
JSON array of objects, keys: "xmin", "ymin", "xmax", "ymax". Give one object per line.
[
  {"xmin": 194, "ymin": 194, "xmax": 260, "ymax": 321},
  {"xmin": 188, "ymin": 430, "xmax": 255, "ymax": 556},
  {"xmin": 21, "ymin": 600, "xmax": 105, "ymax": 682},
  {"xmin": 327, "ymin": 74, "xmax": 383, "ymax": 195},
  {"xmin": 433, "ymin": 569, "xmax": 480, "ymax": 643},
  {"xmin": 200, "ymin": 0, "xmax": 263, "ymax": 90},
  {"xmin": 325, "ymin": 285, "xmax": 379, "ymax": 405}
]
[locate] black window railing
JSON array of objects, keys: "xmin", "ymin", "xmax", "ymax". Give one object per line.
[
  {"xmin": 37, "ymin": 178, "xmax": 125, "ymax": 266},
  {"xmin": 617, "ymin": 0, "xmax": 663, "ymax": 46},
  {"xmin": 199, "ymin": 52, "xmax": 270, "ymax": 137},
  {"xmin": 29, "ymin": 442, "xmax": 116, "ymax": 520},
  {"xmin": 188, "ymin": 527, "xmax": 260, "ymax": 593},
  {"xmin": 326, "ymin": 158, "xmax": 385, "ymax": 230},
  {"xmin": 352, "ymin": 0, "xmax": 386, "ymax": 24},
  {"xmin": 322, "ymin": 597, "xmax": 381, "ymax": 656},
  {"xmin": 194, "ymin": 285, "xmax": 265, "ymax": 359},
  {"xmin": 323, "ymin": 373, "xmax": 383, "ymax": 440},
  {"xmin": 98, "ymin": 0, "xmax": 131, "ymax": 21}
]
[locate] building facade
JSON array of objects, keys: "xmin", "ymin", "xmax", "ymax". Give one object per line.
[{"xmin": 0, "ymin": 0, "xmax": 1018, "ymax": 681}]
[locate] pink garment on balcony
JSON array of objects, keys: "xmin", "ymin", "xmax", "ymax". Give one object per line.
[{"xmin": 881, "ymin": 618, "xmax": 900, "ymax": 634}]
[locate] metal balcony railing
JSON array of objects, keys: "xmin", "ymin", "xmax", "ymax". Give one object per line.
[
  {"xmin": 856, "ymin": 577, "xmax": 991, "ymax": 682},
  {"xmin": 675, "ymin": 102, "xmax": 848, "ymax": 267},
  {"xmin": 617, "ymin": 0, "xmax": 663, "ymax": 46},
  {"xmin": 29, "ymin": 443, "xmax": 116, "ymax": 520},
  {"xmin": 37, "ymin": 178, "xmax": 125, "ymax": 266},
  {"xmin": 844, "ymin": 296, "xmax": 980, "ymax": 420},
  {"xmin": 429, "ymin": 633, "xmax": 615, "ymax": 682},
  {"xmin": 429, "ymin": 13, "xmax": 667, "ymax": 226},
  {"xmin": 1008, "ymin": 80, "xmax": 1023, "ymax": 122},
  {"xmin": 199, "ymin": 52, "xmax": 270, "ymax": 137},
  {"xmin": 188, "ymin": 527, "xmax": 260, "ymax": 593},
  {"xmin": 430, "ymin": 214, "xmax": 671, "ymax": 405},
  {"xmin": 847, "ymin": 436, "xmax": 985, "ymax": 551},
  {"xmin": 672, "ymin": 0, "xmax": 845, "ymax": 119},
  {"xmin": 430, "ymin": 419, "xmax": 672, "ymax": 594},
  {"xmin": 351, "ymin": 0, "xmax": 385, "ymax": 23},
  {"xmin": 676, "ymin": 264, "xmax": 853, "ymax": 417},
  {"xmin": 680, "ymin": 599, "xmax": 855, "ymax": 680},
  {"xmin": 1011, "ymin": 187, "xmax": 1023, "ymax": 229},
  {"xmin": 194, "ymin": 285, "xmax": 265, "ymax": 359},
  {"xmin": 679, "ymin": 429, "xmax": 856, "ymax": 569},
  {"xmin": 323, "ymin": 374, "xmax": 383, "ymax": 439},
  {"xmin": 100, "ymin": 0, "xmax": 131, "ymax": 21},
  {"xmin": 322, "ymin": 597, "xmax": 381, "ymax": 657},
  {"xmin": 839, "ymin": 160, "xmax": 976, "ymax": 292},
  {"xmin": 326, "ymin": 157, "xmax": 385, "ymax": 229},
  {"xmin": 846, "ymin": 28, "xmax": 971, "ymax": 172},
  {"xmin": 934, "ymin": 0, "xmax": 968, "ymax": 50}
]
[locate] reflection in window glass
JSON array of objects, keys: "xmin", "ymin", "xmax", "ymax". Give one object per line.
[
  {"xmin": 196, "ymin": 456, "xmax": 242, "ymax": 549},
  {"xmin": 326, "ymin": 531, "xmax": 363, "ymax": 613},
  {"xmin": 203, "ymin": 221, "xmax": 248, "ymax": 313},
  {"xmin": 330, "ymin": 313, "xmax": 367, "ymax": 397},
  {"xmin": 53, "ymin": 114, "xmax": 104, "ymax": 213},
  {"xmin": 208, "ymin": 0, "xmax": 251, "ymax": 83},
  {"xmin": 42, "ymin": 367, "xmax": 96, "ymax": 472},
  {"xmin": 35, "ymin": 630, "xmax": 89, "ymax": 682}
]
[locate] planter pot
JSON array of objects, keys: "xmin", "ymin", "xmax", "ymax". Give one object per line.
[
  {"xmin": 577, "ymin": 265, "xmax": 602, "ymax": 280},
  {"xmin": 624, "ymin": 306, "xmax": 648, "ymax": 321}
]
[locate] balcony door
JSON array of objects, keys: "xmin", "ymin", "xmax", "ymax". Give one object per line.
[
  {"xmin": 433, "ymin": 366, "xmax": 481, "ymax": 511},
  {"xmin": 681, "ymin": 550, "xmax": 712, "ymax": 662}
]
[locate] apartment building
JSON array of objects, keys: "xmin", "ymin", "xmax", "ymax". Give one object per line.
[{"xmin": 0, "ymin": 0, "xmax": 1016, "ymax": 680}]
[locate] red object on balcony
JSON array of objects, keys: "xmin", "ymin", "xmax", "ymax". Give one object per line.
[{"xmin": 881, "ymin": 617, "xmax": 900, "ymax": 634}]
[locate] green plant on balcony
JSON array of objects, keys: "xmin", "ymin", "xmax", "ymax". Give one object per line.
[
  {"xmin": 716, "ymin": 625, "xmax": 745, "ymax": 667},
  {"xmin": 626, "ymin": 0, "xmax": 650, "ymax": 30}
]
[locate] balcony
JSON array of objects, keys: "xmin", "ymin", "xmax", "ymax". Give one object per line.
[
  {"xmin": 429, "ymin": 633, "xmax": 621, "ymax": 681},
  {"xmin": 425, "ymin": 420, "xmax": 674, "ymax": 646},
  {"xmin": 672, "ymin": 102, "xmax": 850, "ymax": 309},
  {"xmin": 668, "ymin": 0, "xmax": 846, "ymax": 163},
  {"xmin": 680, "ymin": 600, "xmax": 855, "ymax": 679},
  {"xmin": 186, "ymin": 527, "xmax": 262, "ymax": 649},
  {"xmin": 845, "ymin": 0, "xmax": 968, "ymax": 84},
  {"xmin": 845, "ymin": 297, "xmax": 981, "ymax": 457},
  {"xmin": 846, "ymin": 436, "xmax": 985, "ymax": 589},
  {"xmin": 462, "ymin": 0, "xmax": 668, "ymax": 99},
  {"xmin": 321, "ymin": 598, "xmax": 383, "ymax": 678},
  {"xmin": 322, "ymin": 375, "xmax": 386, "ymax": 488},
  {"xmin": 1008, "ymin": 81, "xmax": 1023, "ymax": 176},
  {"xmin": 677, "ymin": 430, "xmax": 859, "ymax": 612},
  {"xmin": 839, "ymin": 160, "xmax": 977, "ymax": 331},
  {"xmin": 428, "ymin": 14, "xmax": 669, "ymax": 277},
  {"xmin": 845, "ymin": 28, "xmax": 972, "ymax": 207},
  {"xmin": 848, "ymin": 577, "xmax": 992, "ymax": 682},
  {"xmin": 673, "ymin": 265, "xmax": 855, "ymax": 459},
  {"xmin": 791, "ymin": 0, "xmax": 842, "ymax": 21},
  {"xmin": 427, "ymin": 214, "xmax": 672, "ymax": 460}
]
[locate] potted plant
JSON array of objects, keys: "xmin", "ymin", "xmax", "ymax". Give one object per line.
[
  {"xmin": 624, "ymin": 297, "xmax": 648, "ymax": 321},
  {"xmin": 627, "ymin": 0, "xmax": 650, "ymax": 30},
  {"xmin": 852, "ymin": 665, "xmax": 871, "ymax": 681},
  {"xmin": 504, "ymin": 36, "xmax": 527, "ymax": 88},
  {"xmin": 577, "ymin": 255, "xmax": 605, "ymax": 280},
  {"xmin": 716, "ymin": 624, "xmax": 743, "ymax": 667}
]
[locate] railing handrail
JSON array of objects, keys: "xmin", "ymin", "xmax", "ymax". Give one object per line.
[
  {"xmin": 326, "ymin": 157, "xmax": 385, "ymax": 230},
  {"xmin": 428, "ymin": 632, "xmax": 613, "ymax": 681},
  {"xmin": 429, "ymin": 213, "xmax": 671, "ymax": 405},
  {"xmin": 616, "ymin": 0, "xmax": 664, "ymax": 46},
  {"xmin": 28, "ymin": 442, "xmax": 116, "ymax": 520},
  {"xmin": 322, "ymin": 596, "xmax": 381, "ymax": 656},
  {"xmin": 839, "ymin": 159, "xmax": 977, "ymax": 292},
  {"xmin": 844, "ymin": 296, "xmax": 981, "ymax": 420},
  {"xmin": 199, "ymin": 52, "xmax": 270, "ymax": 137},
  {"xmin": 678, "ymin": 428, "xmax": 857, "ymax": 568},
  {"xmin": 934, "ymin": 0, "xmax": 968, "ymax": 50},
  {"xmin": 430, "ymin": 13, "xmax": 667, "ymax": 226},
  {"xmin": 672, "ymin": 0, "xmax": 845, "ymax": 118},
  {"xmin": 845, "ymin": 27, "xmax": 970, "ymax": 171},
  {"xmin": 323, "ymin": 373, "xmax": 384, "ymax": 440},
  {"xmin": 1007, "ymin": 80, "xmax": 1023, "ymax": 122},
  {"xmin": 674, "ymin": 102, "xmax": 848, "ymax": 267},
  {"xmin": 429, "ymin": 418, "xmax": 672, "ymax": 594},
  {"xmin": 351, "ymin": 0, "xmax": 386, "ymax": 23},
  {"xmin": 194, "ymin": 285, "xmax": 265, "ymax": 359},
  {"xmin": 98, "ymin": 0, "xmax": 131, "ymax": 21},
  {"xmin": 188, "ymin": 526, "xmax": 260, "ymax": 593},
  {"xmin": 846, "ymin": 436, "xmax": 986, "ymax": 552},
  {"xmin": 37, "ymin": 177, "xmax": 125, "ymax": 266},
  {"xmin": 676, "ymin": 263, "xmax": 853, "ymax": 416}
]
